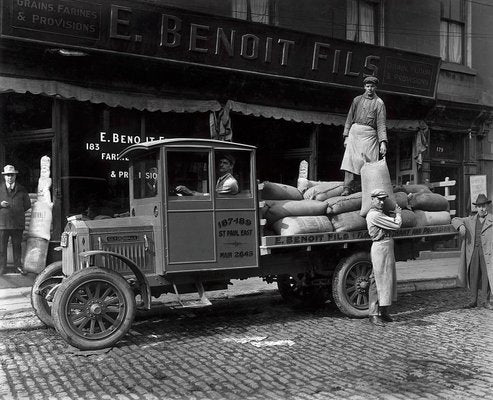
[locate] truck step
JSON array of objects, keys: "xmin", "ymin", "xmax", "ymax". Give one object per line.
[{"xmin": 169, "ymin": 282, "xmax": 212, "ymax": 309}]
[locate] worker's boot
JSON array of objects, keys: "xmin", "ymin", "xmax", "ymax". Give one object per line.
[
  {"xmin": 369, "ymin": 315, "xmax": 386, "ymax": 326},
  {"xmin": 380, "ymin": 306, "xmax": 393, "ymax": 322}
]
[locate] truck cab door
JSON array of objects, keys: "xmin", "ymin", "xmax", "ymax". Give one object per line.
[{"xmin": 165, "ymin": 147, "xmax": 258, "ymax": 272}]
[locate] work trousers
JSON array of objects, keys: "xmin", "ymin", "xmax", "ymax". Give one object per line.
[{"xmin": 0, "ymin": 229, "xmax": 23, "ymax": 272}]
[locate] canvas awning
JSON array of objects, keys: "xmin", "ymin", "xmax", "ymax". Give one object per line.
[
  {"xmin": 0, "ymin": 76, "xmax": 221, "ymax": 113},
  {"xmin": 226, "ymin": 100, "xmax": 422, "ymax": 130},
  {"xmin": 226, "ymin": 100, "xmax": 346, "ymax": 126}
]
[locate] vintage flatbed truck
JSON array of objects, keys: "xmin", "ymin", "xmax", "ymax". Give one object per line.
[{"xmin": 31, "ymin": 139, "xmax": 457, "ymax": 350}]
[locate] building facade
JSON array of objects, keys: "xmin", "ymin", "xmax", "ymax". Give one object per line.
[{"xmin": 0, "ymin": 0, "xmax": 492, "ymax": 253}]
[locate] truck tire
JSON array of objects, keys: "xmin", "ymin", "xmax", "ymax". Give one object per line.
[
  {"xmin": 277, "ymin": 274, "xmax": 329, "ymax": 307},
  {"xmin": 31, "ymin": 261, "xmax": 64, "ymax": 328},
  {"xmin": 52, "ymin": 267, "xmax": 136, "ymax": 350},
  {"xmin": 332, "ymin": 252, "xmax": 372, "ymax": 318}
]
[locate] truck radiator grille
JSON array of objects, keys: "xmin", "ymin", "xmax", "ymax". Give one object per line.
[{"xmin": 100, "ymin": 241, "xmax": 154, "ymax": 273}]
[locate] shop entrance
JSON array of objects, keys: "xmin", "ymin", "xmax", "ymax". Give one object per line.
[{"xmin": 3, "ymin": 133, "xmax": 54, "ymax": 194}]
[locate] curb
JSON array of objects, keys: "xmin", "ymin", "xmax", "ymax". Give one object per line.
[{"xmin": 397, "ymin": 277, "xmax": 458, "ymax": 293}]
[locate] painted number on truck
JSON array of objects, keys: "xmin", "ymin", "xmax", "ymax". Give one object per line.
[{"xmin": 216, "ymin": 214, "xmax": 256, "ymax": 264}]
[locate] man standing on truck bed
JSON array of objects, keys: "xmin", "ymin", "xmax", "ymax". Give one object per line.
[
  {"xmin": 341, "ymin": 76, "xmax": 388, "ymax": 196},
  {"xmin": 366, "ymin": 189, "xmax": 402, "ymax": 326},
  {"xmin": 451, "ymin": 194, "xmax": 493, "ymax": 309}
]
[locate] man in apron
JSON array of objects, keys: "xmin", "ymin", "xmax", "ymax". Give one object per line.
[
  {"xmin": 341, "ymin": 76, "xmax": 388, "ymax": 196},
  {"xmin": 366, "ymin": 189, "xmax": 402, "ymax": 326},
  {"xmin": 452, "ymin": 194, "xmax": 493, "ymax": 309}
]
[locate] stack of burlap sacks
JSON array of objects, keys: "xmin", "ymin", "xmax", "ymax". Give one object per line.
[{"xmin": 261, "ymin": 160, "xmax": 451, "ymax": 236}]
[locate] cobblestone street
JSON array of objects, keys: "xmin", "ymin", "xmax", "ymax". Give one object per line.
[{"xmin": 1, "ymin": 287, "xmax": 492, "ymax": 400}]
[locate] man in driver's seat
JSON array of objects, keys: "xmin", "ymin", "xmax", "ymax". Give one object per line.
[{"xmin": 176, "ymin": 154, "xmax": 239, "ymax": 196}]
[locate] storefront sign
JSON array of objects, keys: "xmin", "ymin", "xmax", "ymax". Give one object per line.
[
  {"xmin": 84, "ymin": 131, "xmax": 166, "ymax": 180},
  {"xmin": 1, "ymin": 0, "xmax": 440, "ymax": 98},
  {"xmin": 469, "ymin": 175, "xmax": 487, "ymax": 211}
]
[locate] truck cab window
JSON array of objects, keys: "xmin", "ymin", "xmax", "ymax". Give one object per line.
[
  {"xmin": 132, "ymin": 153, "xmax": 159, "ymax": 199},
  {"xmin": 167, "ymin": 151, "xmax": 210, "ymax": 198},
  {"xmin": 214, "ymin": 150, "xmax": 251, "ymax": 197}
]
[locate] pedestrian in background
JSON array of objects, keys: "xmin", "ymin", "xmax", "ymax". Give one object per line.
[
  {"xmin": 340, "ymin": 76, "xmax": 387, "ymax": 196},
  {"xmin": 366, "ymin": 189, "xmax": 402, "ymax": 326},
  {"xmin": 452, "ymin": 194, "xmax": 493, "ymax": 309},
  {"xmin": 0, "ymin": 165, "xmax": 31, "ymax": 275}
]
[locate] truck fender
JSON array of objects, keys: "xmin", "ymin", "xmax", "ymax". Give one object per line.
[{"xmin": 78, "ymin": 250, "xmax": 151, "ymax": 310}]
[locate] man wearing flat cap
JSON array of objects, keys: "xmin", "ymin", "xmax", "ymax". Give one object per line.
[
  {"xmin": 452, "ymin": 193, "xmax": 493, "ymax": 309},
  {"xmin": 176, "ymin": 153, "xmax": 239, "ymax": 196},
  {"xmin": 366, "ymin": 189, "xmax": 402, "ymax": 326},
  {"xmin": 341, "ymin": 76, "xmax": 387, "ymax": 196},
  {"xmin": 0, "ymin": 165, "xmax": 31, "ymax": 275}
]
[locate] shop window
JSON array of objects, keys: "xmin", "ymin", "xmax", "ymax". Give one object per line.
[
  {"xmin": 144, "ymin": 111, "xmax": 209, "ymax": 140},
  {"xmin": 0, "ymin": 93, "xmax": 52, "ymax": 132},
  {"xmin": 132, "ymin": 152, "xmax": 159, "ymax": 199},
  {"xmin": 440, "ymin": 0, "xmax": 465, "ymax": 64},
  {"xmin": 346, "ymin": 0, "xmax": 382, "ymax": 45},
  {"xmin": 232, "ymin": 0, "xmax": 278, "ymax": 24},
  {"xmin": 167, "ymin": 150, "xmax": 210, "ymax": 199}
]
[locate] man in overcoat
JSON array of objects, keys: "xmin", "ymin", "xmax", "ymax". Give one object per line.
[
  {"xmin": 451, "ymin": 193, "xmax": 493, "ymax": 309},
  {"xmin": 366, "ymin": 189, "xmax": 402, "ymax": 326},
  {"xmin": 341, "ymin": 76, "xmax": 388, "ymax": 196},
  {"xmin": 0, "ymin": 165, "xmax": 31, "ymax": 275}
]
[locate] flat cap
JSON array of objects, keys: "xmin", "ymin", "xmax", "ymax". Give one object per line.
[
  {"xmin": 363, "ymin": 76, "xmax": 379, "ymax": 85},
  {"xmin": 371, "ymin": 189, "xmax": 388, "ymax": 199},
  {"xmin": 219, "ymin": 153, "xmax": 235, "ymax": 165}
]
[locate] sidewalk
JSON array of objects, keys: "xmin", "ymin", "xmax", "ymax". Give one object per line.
[{"xmin": 0, "ymin": 253, "xmax": 461, "ymax": 316}]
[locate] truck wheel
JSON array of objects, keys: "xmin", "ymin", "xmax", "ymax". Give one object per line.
[
  {"xmin": 52, "ymin": 267, "xmax": 136, "ymax": 350},
  {"xmin": 332, "ymin": 252, "xmax": 372, "ymax": 318},
  {"xmin": 277, "ymin": 274, "xmax": 329, "ymax": 307},
  {"xmin": 31, "ymin": 261, "xmax": 64, "ymax": 328}
]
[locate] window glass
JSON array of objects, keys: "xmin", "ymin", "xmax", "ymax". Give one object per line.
[
  {"xmin": 232, "ymin": 0, "xmax": 271, "ymax": 24},
  {"xmin": 440, "ymin": 0, "xmax": 465, "ymax": 64},
  {"xmin": 346, "ymin": 0, "xmax": 378, "ymax": 45},
  {"xmin": 132, "ymin": 153, "xmax": 159, "ymax": 199},
  {"xmin": 214, "ymin": 150, "xmax": 251, "ymax": 197},
  {"xmin": 167, "ymin": 151, "xmax": 210, "ymax": 198}
]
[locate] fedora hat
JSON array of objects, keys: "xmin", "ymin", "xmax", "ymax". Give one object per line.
[
  {"xmin": 472, "ymin": 193, "xmax": 491, "ymax": 206},
  {"xmin": 1, "ymin": 165, "xmax": 18, "ymax": 175}
]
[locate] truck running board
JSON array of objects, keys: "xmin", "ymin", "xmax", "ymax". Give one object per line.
[{"xmin": 169, "ymin": 282, "xmax": 212, "ymax": 309}]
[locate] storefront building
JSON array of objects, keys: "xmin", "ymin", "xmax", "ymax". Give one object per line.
[{"xmin": 0, "ymin": 0, "xmax": 491, "ymax": 253}]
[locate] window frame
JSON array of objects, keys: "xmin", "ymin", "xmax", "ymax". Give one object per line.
[
  {"xmin": 440, "ymin": 0, "xmax": 466, "ymax": 64},
  {"xmin": 346, "ymin": 0, "xmax": 383, "ymax": 45},
  {"xmin": 231, "ymin": 0, "xmax": 278, "ymax": 25}
]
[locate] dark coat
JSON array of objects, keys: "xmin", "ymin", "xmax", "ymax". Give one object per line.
[
  {"xmin": 452, "ymin": 213, "xmax": 493, "ymax": 289},
  {"xmin": 0, "ymin": 183, "xmax": 31, "ymax": 230}
]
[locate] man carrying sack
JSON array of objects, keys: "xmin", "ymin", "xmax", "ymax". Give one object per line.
[
  {"xmin": 366, "ymin": 189, "xmax": 402, "ymax": 326},
  {"xmin": 341, "ymin": 76, "xmax": 388, "ymax": 196},
  {"xmin": 452, "ymin": 194, "xmax": 493, "ymax": 309},
  {"xmin": 0, "ymin": 165, "xmax": 31, "ymax": 275}
]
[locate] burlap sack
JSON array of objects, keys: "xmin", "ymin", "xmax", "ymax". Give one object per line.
[
  {"xmin": 326, "ymin": 192, "xmax": 362, "ymax": 215},
  {"xmin": 297, "ymin": 178, "xmax": 322, "ymax": 194},
  {"xmin": 264, "ymin": 199, "xmax": 328, "ymax": 225},
  {"xmin": 303, "ymin": 181, "xmax": 344, "ymax": 201},
  {"xmin": 28, "ymin": 202, "xmax": 53, "ymax": 240},
  {"xmin": 360, "ymin": 159, "xmax": 395, "ymax": 217},
  {"xmin": 400, "ymin": 209, "xmax": 417, "ymax": 228},
  {"xmin": 23, "ymin": 237, "xmax": 49, "ymax": 274},
  {"xmin": 394, "ymin": 191, "xmax": 409, "ymax": 209},
  {"xmin": 272, "ymin": 216, "xmax": 333, "ymax": 236},
  {"xmin": 408, "ymin": 192, "xmax": 450, "ymax": 211},
  {"xmin": 414, "ymin": 210, "xmax": 451, "ymax": 227},
  {"xmin": 330, "ymin": 210, "xmax": 367, "ymax": 232},
  {"xmin": 393, "ymin": 184, "xmax": 432, "ymax": 194},
  {"xmin": 261, "ymin": 182, "xmax": 303, "ymax": 201}
]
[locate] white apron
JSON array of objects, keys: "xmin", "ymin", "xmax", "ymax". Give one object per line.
[
  {"xmin": 341, "ymin": 123, "xmax": 379, "ymax": 175},
  {"xmin": 370, "ymin": 238, "xmax": 397, "ymax": 306}
]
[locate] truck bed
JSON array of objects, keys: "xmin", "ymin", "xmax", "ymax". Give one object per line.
[{"xmin": 260, "ymin": 224, "xmax": 457, "ymax": 255}]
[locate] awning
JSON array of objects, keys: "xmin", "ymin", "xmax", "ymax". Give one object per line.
[
  {"xmin": 0, "ymin": 76, "xmax": 221, "ymax": 113},
  {"xmin": 226, "ymin": 100, "xmax": 421, "ymax": 130},
  {"xmin": 226, "ymin": 100, "xmax": 346, "ymax": 126}
]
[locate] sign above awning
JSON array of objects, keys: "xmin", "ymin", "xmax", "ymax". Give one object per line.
[
  {"xmin": 0, "ymin": 0, "xmax": 441, "ymax": 99},
  {"xmin": 0, "ymin": 76, "xmax": 221, "ymax": 113}
]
